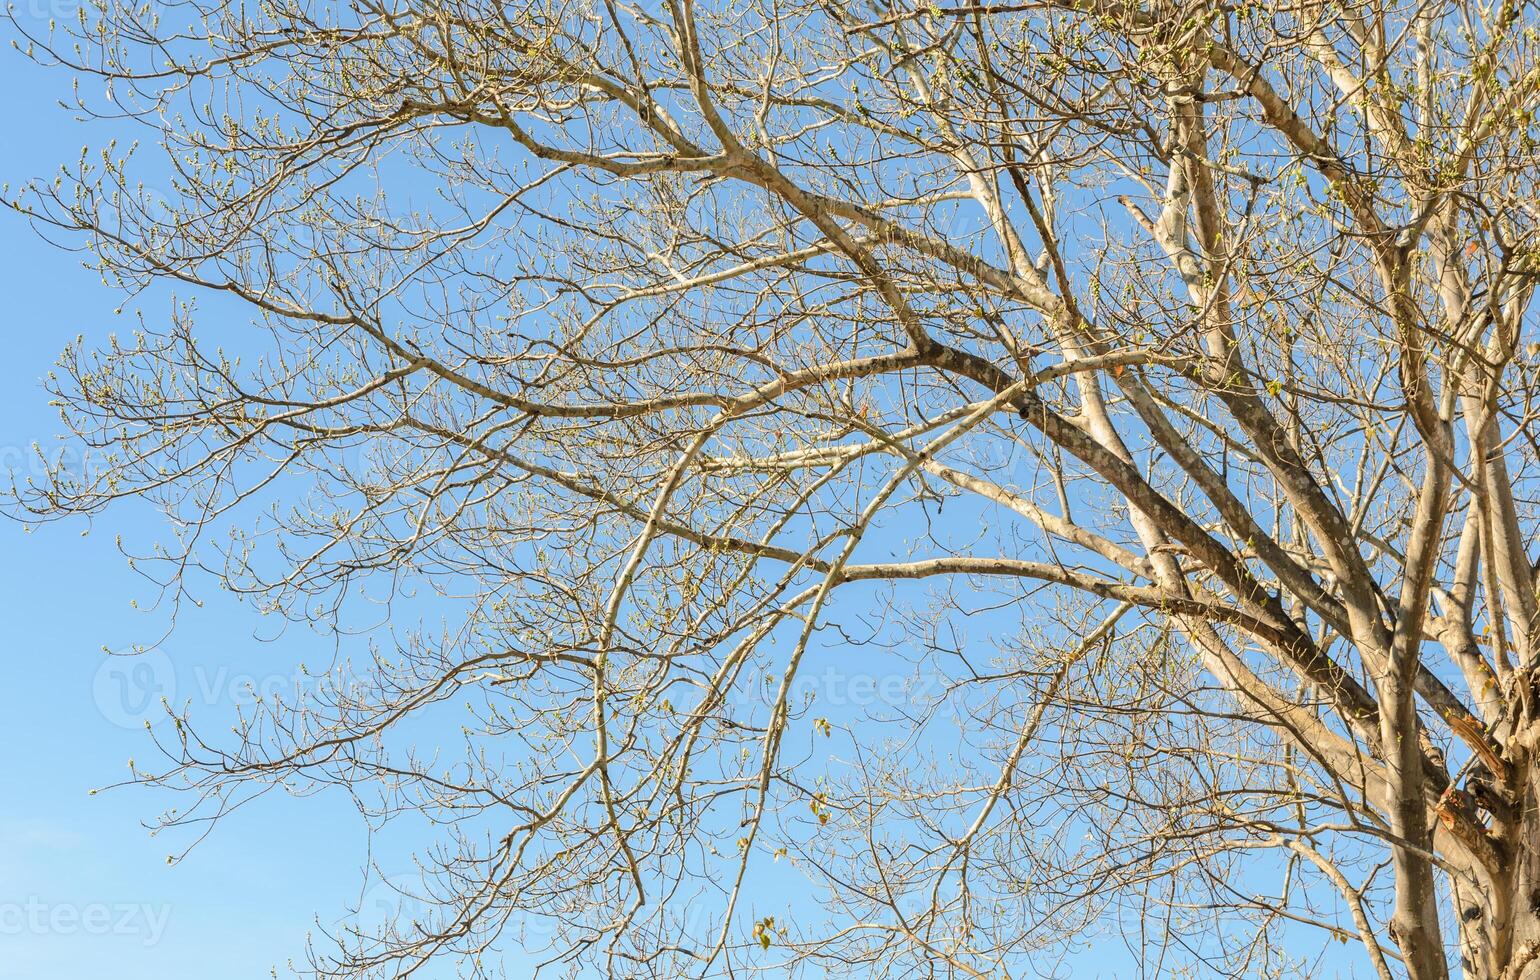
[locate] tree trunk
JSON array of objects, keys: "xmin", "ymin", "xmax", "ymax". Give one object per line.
[{"xmin": 1459, "ymin": 746, "xmax": 1540, "ymax": 979}]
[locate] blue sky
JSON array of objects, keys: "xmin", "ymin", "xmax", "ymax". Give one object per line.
[
  {"xmin": 0, "ymin": 26, "xmax": 848, "ymax": 980},
  {"xmin": 0, "ymin": 42, "xmax": 1120, "ymax": 975},
  {"xmin": 0, "ymin": 10, "xmax": 1376, "ymax": 979},
  {"xmin": 0, "ymin": 31, "xmax": 376, "ymax": 980}
]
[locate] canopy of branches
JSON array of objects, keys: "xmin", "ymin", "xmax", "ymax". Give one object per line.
[{"xmin": 9, "ymin": 1, "xmax": 1540, "ymax": 978}]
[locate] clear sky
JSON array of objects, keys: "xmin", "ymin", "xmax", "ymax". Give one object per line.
[
  {"xmin": 0, "ymin": 23, "xmax": 378, "ymax": 980},
  {"xmin": 0, "ymin": 12, "xmax": 1331, "ymax": 980},
  {"xmin": 0, "ymin": 38, "xmax": 1112, "ymax": 978}
]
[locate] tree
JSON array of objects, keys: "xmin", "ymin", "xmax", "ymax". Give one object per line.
[{"xmin": 8, "ymin": 0, "xmax": 1540, "ymax": 976}]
